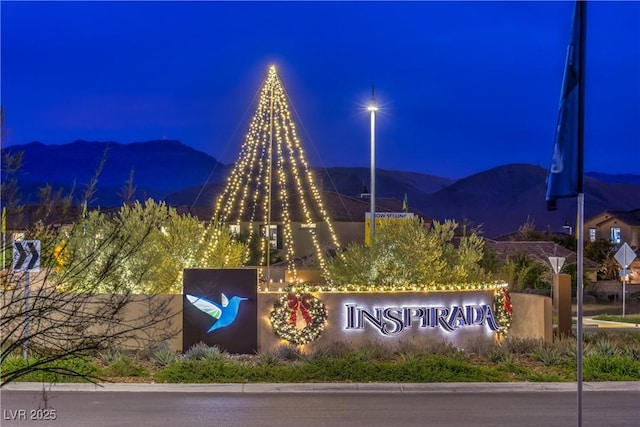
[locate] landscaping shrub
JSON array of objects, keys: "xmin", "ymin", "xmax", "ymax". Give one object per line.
[
  {"xmin": 310, "ymin": 341, "xmax": 354, "ymax": 359},
  {"xmin": 552, "ymin": 336, "xmax": 578, "ymax": 360},
  {"xmin": 150, "ymin": 343, "xmax": 178, "ymax": 367},
  {"xmin": 623, "ymin": 344, "xmax": 640, "ymax": 361},
  {"xmin": 102, "ymin": 354, "xmax": 149, "ymax": 377},
  {"xmin": 584, "ymin": 355, "xmax": 640, "ymax": 381},
  {"xmin": 463, "ymin": 337, "xmax": 498, "ymax": 356},
  {"xmin": 99, "ymin": 348, "xmax": 124, "ymax": 365},
  {"xmin": 503, "ymin": 337, "xmax": 544, "ymax": 355},
  {"xmin": 1, "ymin": 356, "xmax": 98, "ymax": 383},
  {"xmin": 487, "ymin": 348, "xmax": 511, "ymax": 364},
  {"xmin": 394, "ymin": 340, "xmax": 425, "ymax": 357},
  {"xmin": 422, "ymin": 339, "xmax": 460, "ymax": 357},
  {"xmin": 274, "ymin": 344, "xmax": 304, "ymax": 361},
  {"xmin": 255, "ymin": 351, "xmax": 283, "ymax": 366},
  {"xmin": 8, "ymin": 331, "xmax": 640, "ymax": 384},
  {"xmin": 184, "ymin": 342, "xmax": 226, "ymax": 361},
  {"xmin": 532, "ymin": 345, "xmax": 562, "ymax": 366},
  {"xmin": 588, "ymin": 337, "xmax": 622, "ymax": 357}
]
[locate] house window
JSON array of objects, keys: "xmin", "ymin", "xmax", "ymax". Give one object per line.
[
  {"xmin": 610, "ymin": 227, "xmax": 621, "ymax": 244},
  {"xmin": 229, "ymin": 224, "xmax": 240, "ymax": 237},
  {"xmin": 589, "ymin": 228, "xmax": 596, "ymax": 242},
  {"xmin": 261, "ymin": 224, "xmax": 282, "ymax": 249}
]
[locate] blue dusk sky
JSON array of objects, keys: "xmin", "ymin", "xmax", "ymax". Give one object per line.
[{"xmin": 1, "ymin": 1, "xmax": 638, "ymax": 179}]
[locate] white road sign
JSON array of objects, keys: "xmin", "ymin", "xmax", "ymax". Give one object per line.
[
  {"xmin": 548, "ymin": 256, "xmax": 566, "ymax": 274},
  {"xmin": 614, "ymin": 242, "xmax": 637, "ymax": 268}
]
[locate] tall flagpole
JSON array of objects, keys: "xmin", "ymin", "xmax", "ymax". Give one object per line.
[
  {"xmin": 576, "ymin": 2, "xmax": 586, "ymax": 426},
  {"xmin": 544, "ymin": 1, "xmax": 586, "ymax": 425}
]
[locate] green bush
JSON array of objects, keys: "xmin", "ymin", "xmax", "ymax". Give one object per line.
[
  {"xmin": 584, "ymin": 355, "xmax": 640, "ymax": 381},
  {"xmin": 156, "ymin": 360, "xmax": 244, "ymax": 383},
  {"xmin": 102, "ymin": 354, "xmax": 148, "ymax": 377},
  {"xmin": 1, "ymin": 356, "xmax": 99, "ymax": 383},
  {"xmin": 155, "ymin": 354, "xmax": 512, "ymax": 383}
]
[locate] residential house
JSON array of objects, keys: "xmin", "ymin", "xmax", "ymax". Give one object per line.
[
  {"xmin": 584, "ymin": 208, "xmax": 640, "ymax": 284},
  {"xmin": 196, "ymin": 191, "xmax": 429, "ymax": 264}
]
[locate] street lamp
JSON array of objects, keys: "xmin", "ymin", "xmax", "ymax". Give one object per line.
[
  {"xmin": 563, "ymin": 221, "xmax": 573, "ymax": 236},
  {"xmin": 368, "ymin": 86, "xmax": 378, "ymax": 244}
]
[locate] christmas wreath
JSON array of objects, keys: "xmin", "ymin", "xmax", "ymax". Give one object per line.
[
  {"xmin": 269, "ymin": 291, "xmax": 327, "ymax": 346},
  {"xmin": 494, "ymin": 287, "xmax": 513, "ymax": 337}
]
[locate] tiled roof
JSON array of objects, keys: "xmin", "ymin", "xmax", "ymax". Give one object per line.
[
  {"xmin": 483, "ymin": 239, "xmax": 600, "ymax": 269},
  {"xmin": 590, "ymin": 208, "xmax": 640, "ymax": 227},
  {"xmin": 183, "ymin": 191, "xmax": 427, "ymax": 223}
]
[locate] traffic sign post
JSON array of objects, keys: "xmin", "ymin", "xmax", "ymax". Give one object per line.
[
  {"xmin": 547, "ymin": 257, "xmax": 566, "ymax": 302},
  {"xmin": 12, "ymin": 240, "xmax": 41, "ymax": 360},
  {"xmin": 614, "ymin": 243, "xmax": 637, "ymax": 318},
  {"xmin": 12, "ymin": 240, "xmax": 40, "ymax": 272}
]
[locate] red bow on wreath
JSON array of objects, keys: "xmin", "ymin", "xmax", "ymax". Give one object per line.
[
  {"xmin": 503, "ymin": 289, "xmax": 513, "ymax": 315},
  {"xmin": 288, "ymin": 293, "xmax": 312, "ymax": 326}
]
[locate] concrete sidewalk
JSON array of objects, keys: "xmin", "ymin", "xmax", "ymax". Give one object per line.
[{"xmin": 3, "ymin": 381, "xmax": 639, "ymax": 393}]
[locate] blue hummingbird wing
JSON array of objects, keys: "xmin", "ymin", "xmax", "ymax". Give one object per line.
[{"xmin": 186, "ymin": 294, "xmax": 222, "ymax": 320}]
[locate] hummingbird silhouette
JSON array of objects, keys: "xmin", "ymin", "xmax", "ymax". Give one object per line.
[{"xmin": 186, "ymin": 293, "xmax": 248, "ymax": 332}]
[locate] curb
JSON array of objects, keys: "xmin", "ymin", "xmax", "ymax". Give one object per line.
[
  {"xmin": 580, "ymin": 317, "xmax": 640, "ymax": 328},
  {"xmin": 3, "ymin": 381, "xmax": 639, "ymax": 393}
]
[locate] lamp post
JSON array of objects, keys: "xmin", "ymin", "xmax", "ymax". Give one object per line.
[{"xmin": 368, "ymin": 86, "xmax": 378, "ymax": 244}]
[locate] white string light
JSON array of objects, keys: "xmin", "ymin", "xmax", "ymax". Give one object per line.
[{"xmin": 207, "ymin": 66, "xmax": 341, "ymax": 283}]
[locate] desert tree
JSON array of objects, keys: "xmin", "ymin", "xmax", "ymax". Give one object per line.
[
  {"xmin": 0, "ymin": 205, "xmax": 179, "ymax": 386},
  {"xmin": 0, "ymin": 149, "xmax": 180, "ymax": 385},
  {"xmin": 61, "ymin": 199, "xmax": 247, "ymax": 294},
  {"xmin": 327, "ymin": 218, "xmax": 487, "ymax": 288}
]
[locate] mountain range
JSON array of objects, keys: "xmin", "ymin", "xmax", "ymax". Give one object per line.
[{"xmin": 2, "ymin": 140, "xmax": 639, "ymax": 238}]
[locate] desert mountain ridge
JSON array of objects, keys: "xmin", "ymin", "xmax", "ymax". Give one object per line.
[{"xmin": 2, "ymin": 140, "xmax": 639, "ymax": 238}]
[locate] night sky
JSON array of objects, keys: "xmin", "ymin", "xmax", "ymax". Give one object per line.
[{"xmin": 1, "ymin": 1, "xmax": 638, "ymax": 179}]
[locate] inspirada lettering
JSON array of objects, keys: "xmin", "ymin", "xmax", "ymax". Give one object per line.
[{"xmin": 344, "ymin": 303, "xmax": 500, "ymax": 336}]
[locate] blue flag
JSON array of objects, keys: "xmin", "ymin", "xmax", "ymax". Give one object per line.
[{"xmin": 546, "ymin": 1, "xmax": 584, "ymax": 211}]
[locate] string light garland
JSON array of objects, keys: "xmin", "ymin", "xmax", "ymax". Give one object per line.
[
  {"xmin": 280, "ymin": 281, "xmax": 510, "ymax": 294},
  {"xmin": 269, "ymin": 290, "xmax": 328, "ymax": 345},
  {"xmin": 206, "ymin": 65, "xmax": 340, "ymax": 282},
  {"xmin": 494, "ymin": 286, "xmax": 513, "ymax": 338}
]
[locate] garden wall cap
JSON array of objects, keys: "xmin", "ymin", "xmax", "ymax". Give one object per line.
[{"xmin": 3, "ymin": 382, "xmax": 639, "ymax": 393}]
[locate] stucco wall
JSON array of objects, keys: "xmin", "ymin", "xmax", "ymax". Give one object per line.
[
  {"xmin": 1, "ymin": 288, "xmax": 183, "ymax": 353},
  {"xmin": 509, "ymin": 293, "xmax": 552, "ymax": 343},
  {"xmin": 4, "ymin": 286, "xmax": 552, "ymax": 354}
]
